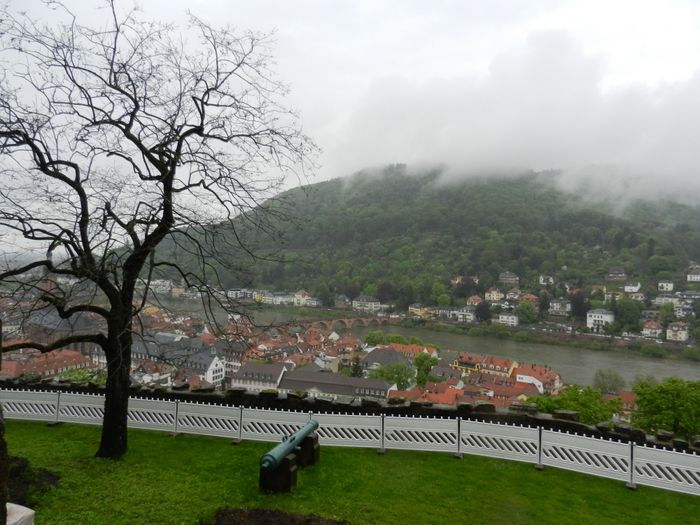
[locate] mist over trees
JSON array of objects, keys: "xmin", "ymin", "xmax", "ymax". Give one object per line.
[{"xmin": 214, "ymin": 166, "xmax": 700, "ymax": 306}]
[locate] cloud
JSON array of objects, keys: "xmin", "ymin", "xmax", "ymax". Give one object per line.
[{"xmin": 320, "ymin": 31, "xmax": 700, "ymax": 202}]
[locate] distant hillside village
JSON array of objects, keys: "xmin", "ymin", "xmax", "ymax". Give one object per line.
[
  {"xmin": 395, "ymin": 265, "xmax": 700, "ymax": 345},
  {"xmin": 7, "ymin": 261, "xmax": 700, "ymax": 346}
]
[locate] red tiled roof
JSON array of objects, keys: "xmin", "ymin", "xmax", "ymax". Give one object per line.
[
  {"xmin": 481, "ymin": 355, "xmax": 516, "ymax": 371},
  {"xmin": 389, "ymin": 343, "xmax": 434, "ymax": 359},
  {"xmin": 0, "ymin": 360, "xmax": 23, "ymax": 378},
  {"xmin": 421, "ymin": 389, "xmax": 463, "ymax": 405},
  {"xmin": 514, "ymin": 364, "xmax": 560, "ymax": 384},
  {"xmin": 389, "ymin": 387, "xmax": 424, "ymax": 401},
  {"xmin": 19, "ymin": 349, "xmax": 93, "ymax": 377},
  {"xmin": 286, "ymin": 354, "xmax": 315, "ymax": 366},
  {"xmin": 454, "ymin": 352, "xmax": 487, "ymax": 365}
]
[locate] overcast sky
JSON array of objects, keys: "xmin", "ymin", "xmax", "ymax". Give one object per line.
[{"xmin": 15, "ymin": 0, "xmax": 700, "ymax": 197}]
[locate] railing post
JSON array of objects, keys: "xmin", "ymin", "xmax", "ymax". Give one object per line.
[
  {"xmin": 626, "ymin": 441, "xmax": 637, "ymax": 490},
  {"xmin": 233, "ymin": 405, "xmax": 244, "ymax": 444},
  {"xmin": 535, "ymin": 426, "xmax": 544, "ymax": 470},
  {"xmin": 378, "ymin": 413, "xmax": 386, "ymax": 454},
  {"xmin": 49, "ymin": 391, "xmax": 62, "ymax": 426},
  {"xmin": 453, "ymin": 417, "xmax": 463, "ymax": 459},
  {"xmin": 172, "ymin": 399, "xmax": 180, "ymax": 436}
]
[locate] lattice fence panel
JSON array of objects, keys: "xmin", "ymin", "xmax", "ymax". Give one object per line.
[
  {"xmin": 177, "ymin": 402, "xmax": 239, "ymax": 438},
  {"xmin": 460, "ymin": 420, "xmax": 538, "ymax": 463},
  {"xmin": 634, "ymin": 445, "xmax": 700, "ymax": 496},
  {"xmin": 58, "ymin": 392, "xmax": 105, "ymax": 425},
  {"xmin": 241, "ymin": 408, "xmax": 309, "ymax": 442},
  {"xmin": 4, "ymin": 388, "xmax": 700, "ymax": 497},
  {"xmin": 127, "ymin": 398, "xmax": 175, "ymax": 432},
  {"xmin": 542, "ymin": 430, "xmax": 629, "ymax": 482},
  {"xmin": 384, "ymin": 416, "xmax": 457, "ymax": 453},
  {"xmin": 313, "ymin": 413, "xmax": 381, "ymax": 448},
  {"xmin": 0, "ymin": 390, "xmax": 57, "ymax": 422}
]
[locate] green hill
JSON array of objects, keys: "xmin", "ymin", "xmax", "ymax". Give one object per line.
[{"xmin": 159, "ymin": 165, "xmax": 700, "ymax": 307}]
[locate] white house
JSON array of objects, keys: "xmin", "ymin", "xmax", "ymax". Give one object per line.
[
  {"xmin": 653, "ymin": 294, "xmax": 681, "ymax": 307},
  {"xmin": 666, "ymin": 322, "xmax": 689, "ymax": 342},
  {"xmin": 658, "ymin": 280, "xmax": 674, "ymax": 292},
  {"xmin": 294, "ymin": 290, "xmax": 311, "ymax": 306},
  {"xmin": 505, "ymin": 288, "xmax": 521, "ymax": 301},
  {"xmin": 539, "ymin": 275, "xmax": 554, "ymax": 286},
  {"xmin": 231, "ymin": 363, "xmax": 287, "ymax": 391},
  {"xmin": 641, "ymin": 320, "xmax": 663, "ymax": 338},
  {"xmin": 604, "ymin": 291, "xmax": 623, "ymax": 303},
  {"xmin": 352, "ymin": 294, "xmax": 382, "ymax": 313},
  {"xmin": 687, "ymin": 265, "xmax": 700, "ymax": 282},
  {"xmin": 499, "ymin": 271, "xmax": 519, "ymax": 285},
  {"xmin": 514, "ymin": 364, "xmax": 562, "ymax": 395},
  {"xmin": 485, "ymin": 287, "xmax": 504, "ymax": 301},
  {"xmin": 624, "ymin": 282, "xmax": 641, "ymax": 293},
  {"xmin": 494, "ymin": 313, "xmax": 519, "ymax": 327},
  {"xmin": 587, "ymin": 309, "xmax": 615, "ymax": 333},
  {"xmin": 675, "ymin": 304, "xmax": 694, "ymax": 319},
  {"xmin": 449, "ymin": 306, "xmax": 476, "ymax": 323},
  {"xmin": 548, "ymin": 298, "xmax": 571, "ymax": 316},
  {"xmin": 198, "ymin": 354, "xmax": 225, "ymax": 387}
]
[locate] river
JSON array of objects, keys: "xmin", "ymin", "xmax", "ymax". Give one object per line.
[{"xmin": 344, "ymin": 324, "xmax": 700, "ymax": 386}]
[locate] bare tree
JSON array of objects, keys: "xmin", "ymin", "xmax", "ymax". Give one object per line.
[{"xmin": 0, "ymin": 1, "xmax": 314, "ymax": 459}]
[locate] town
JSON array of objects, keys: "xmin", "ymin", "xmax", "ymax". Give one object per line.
[{"xmin": 5, "ymin": 261, "xmax": 700, "ymax": 416}]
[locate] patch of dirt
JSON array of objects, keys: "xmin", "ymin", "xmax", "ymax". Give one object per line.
[
  {"xmin": 8, "ymin": 455, "xmax": 60, "ymax": 507},
  {"xmin": 212, "ymin": 508, "xmax": 348, "ymax": 525}
]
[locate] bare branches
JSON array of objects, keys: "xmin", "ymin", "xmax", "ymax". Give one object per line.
[
  {"xmin": 0, "ymin": 0, "xmax": 315, "ymax": 353},
  {"xmin": 2, "ymin": 333, "xmax": 108, "ymax": 354}
]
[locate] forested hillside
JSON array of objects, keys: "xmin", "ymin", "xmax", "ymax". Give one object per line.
[{"xmin": 158, "ymin": 165, "xmax": 700, "ymax": 307}]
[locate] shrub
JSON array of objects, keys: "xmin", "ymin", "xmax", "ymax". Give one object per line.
[
  {"xmin": 513, "ymin": 331, "xmax": 532, "ymax": 343},
  {"xmin": 682, "ymin": 347, "xmax": 700, "ymax": 362},
  {"xmin": 640, "ymin": 344, "xmax": 667, "ymax": 358}
]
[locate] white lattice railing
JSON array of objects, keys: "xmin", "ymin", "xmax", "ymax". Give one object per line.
[{"xmin": 2, "ymin": 388, "xmax": 699, "ymax": 496}]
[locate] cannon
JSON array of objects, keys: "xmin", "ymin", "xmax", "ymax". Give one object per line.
[{"xmin": 259, "ymin": 419, "xmax": 320, "ymax": 493}]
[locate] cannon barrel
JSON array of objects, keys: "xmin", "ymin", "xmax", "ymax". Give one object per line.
[{"xmin": 260, "ymin": 420, "xmax": 319, "ymax": 470}]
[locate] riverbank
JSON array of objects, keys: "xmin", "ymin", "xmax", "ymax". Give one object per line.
[
  {"xmin": 403, "ymin": 318, "xmax": 700, "ymax": 365},
  {"xmin": 251, "ymin": 303, "xmax": 700, "ymax": 366}
]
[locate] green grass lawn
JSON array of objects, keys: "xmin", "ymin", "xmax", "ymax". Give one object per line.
[{"xmin": 6, "ymin": 420, "xmax": 700, "ymax": 525}]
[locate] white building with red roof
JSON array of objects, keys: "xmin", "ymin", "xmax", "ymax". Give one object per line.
[
  {"xmin": 641, "ymin": 320, "xmax": 663, "ymax": 338},
  {"xmin": 666, "ymin": 321, "xmax": 689, "ymax": 342},
  {"xmin": 480, "ymin": 355, "xmax": 518, "ymax": 377},
  {"xmin": 1, "ymin": 349, "xmax": 94, "ymax": 379},
  {"xmin": 294, "ymin": 290, "xmax": 311, "ymax": 306},
  {"xmin": 466, "ymin": 295, "xmax": 483, "ymax": 306},
  {"xmin": 485, "ymin": 288, "xmax": 504, "ymax": 302},
  {"xmin": 514, "ymin": 364, "xmax": 562, "ymax": 395}
]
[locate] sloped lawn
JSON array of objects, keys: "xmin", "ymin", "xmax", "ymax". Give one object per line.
[{"xmin": 5, "ymin": 421, "xmax": 699, "ymax": 525}]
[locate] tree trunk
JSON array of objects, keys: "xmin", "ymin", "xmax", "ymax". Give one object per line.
[
  {"xmin": 1, "ymin": 320, "xmax": 7, "ymax": 523},
  {"xmin": 95, "ymin": 324, "xmax": 132, "ymax": 459},
  {"xmin": 0, "ymin": 405, "xmax": 7, "ymax": 525}
]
